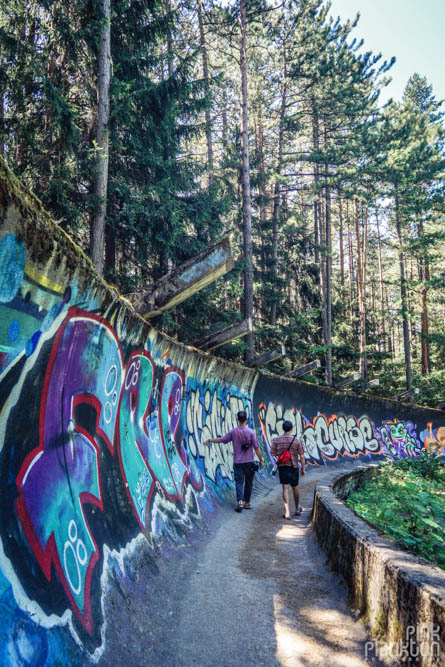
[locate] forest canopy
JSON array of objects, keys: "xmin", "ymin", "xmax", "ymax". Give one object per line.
[{"xmin": 1, "ymin": 0, "xmax": 444, "ymax": 405}]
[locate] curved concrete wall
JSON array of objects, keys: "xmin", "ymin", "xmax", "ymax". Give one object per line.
[
  {"xmin": 312, "ymin": 468, "xmax": 445, "ymax": 665},
  {"xmin": 1, "ymin": 159, "xmax": 444, "ymax": 664}
]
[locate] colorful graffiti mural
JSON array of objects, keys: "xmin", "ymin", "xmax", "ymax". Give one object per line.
[
  {"xmin": 1, "ymin": 303, "xmax": 210, "ymax": 647},
  {"xmin": 421, "ymin": 422, "xmax": 445, "ymax": 456},
  {"xmin": 185, "ymin": 381, "xmax": 251, "ymax": 483},
  {"xmin": 257, "ymin": 401, "xmax": 427, "ymax": 465},
  {"xmin": 258, "ymin": 401, "xmax": 381, "ymax": 464},
  {"xmin": 1, "ymin": 178, "xmax": 445, "ymax": 666}
]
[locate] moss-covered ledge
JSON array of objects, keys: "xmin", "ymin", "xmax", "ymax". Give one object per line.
[{"xmin": 312, "ymin": 466, "xmax": 445, "ymax": 666}]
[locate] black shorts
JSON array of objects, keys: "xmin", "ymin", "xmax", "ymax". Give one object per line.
[{"xmin": 278, "ymin": 465, "xmax": 299, "ymax": 487}]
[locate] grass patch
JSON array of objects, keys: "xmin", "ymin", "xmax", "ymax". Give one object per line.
[{"xmin": 346, "ymin": 452, "xmax": 445, "ymax": 570}]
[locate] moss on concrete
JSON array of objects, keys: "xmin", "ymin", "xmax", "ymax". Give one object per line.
[
  {"xmin": 372, "ymin": 607, "xmax": 387, "ymax": 640},
  {"xmin": 0, "ymin": 158, "xmax": 118, "ymax": 299}
]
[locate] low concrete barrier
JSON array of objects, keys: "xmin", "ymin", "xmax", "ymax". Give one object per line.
[{"xmin": 312, "ymin": 466, "xmax": 445, "ymax": 665}]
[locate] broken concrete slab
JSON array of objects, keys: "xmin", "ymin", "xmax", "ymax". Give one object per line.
[{"xmin": 126, "ymin": 237, "xmax": 234, "ymax": 318}]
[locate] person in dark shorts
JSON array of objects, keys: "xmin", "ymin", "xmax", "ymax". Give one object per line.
[
  {"xmin": 270, "ymin": 420, "xmax": 305, "ymax": 519},
  {"xmin": 205, "ymin": 410, "xmax": 264, "ymax": 512}
]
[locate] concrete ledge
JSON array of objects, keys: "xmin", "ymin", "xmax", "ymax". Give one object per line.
[{"xmin": 312, "ymin": 466, "xmax": 445, "ymax": 665}]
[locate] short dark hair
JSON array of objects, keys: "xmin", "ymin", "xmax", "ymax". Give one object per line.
[
  {"xmin": 282, "ymin": 420, "xmax": 293, "ymax": 432},
  {"xmin": 237, "ymin": 410, "xmax": 248, "ymax": 423}
]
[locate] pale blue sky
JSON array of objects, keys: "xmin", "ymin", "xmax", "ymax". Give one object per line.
[{"xmin": 328, "ymin": 0, "xmax": 445, "ymax": 105}]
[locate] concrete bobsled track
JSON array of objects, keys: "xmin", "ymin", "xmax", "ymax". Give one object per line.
[{"xmin": 1, "ymin": 158, "xmax": 445, "ymax": 666}]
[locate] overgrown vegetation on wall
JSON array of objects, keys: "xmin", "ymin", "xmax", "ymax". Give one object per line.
[
  {"xmin": 346, "ymin": 453, "xmax": 445, "ymax": 570},
  {"xmin": 1, "ymin": 0, "xmax": 445, "ymax": 402}
]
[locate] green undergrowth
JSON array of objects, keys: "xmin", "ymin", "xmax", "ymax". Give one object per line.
[{"xmin": 346, "ymin": 453, "xmax": 445, "ymax": 570}]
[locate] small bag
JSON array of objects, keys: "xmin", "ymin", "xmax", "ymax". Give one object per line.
[
  {"xmin": 238, "ymin": 427, "xmax": 252, "ymax": 451},
  {"xmin": 277, "ymin": 436, "xmax": 296, "ymax": 465},
  {"xmin": 250, "ymin": 461, "xmax": 260, "ymax": 473}
]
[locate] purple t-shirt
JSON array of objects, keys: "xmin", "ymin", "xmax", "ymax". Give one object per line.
[{"xmin": 221, "ymin": 426, "xmax": 259, "ymax": 464}]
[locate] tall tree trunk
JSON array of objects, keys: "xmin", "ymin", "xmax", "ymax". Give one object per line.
[
  {"xmin": 90, "ymin": 0, "xmax": 111, "ymax": 275},
  {"xmin": 395, "ymin": 189, "xmax": 412, "ymax": 389},
  {"xmin": 105, "ymin": 220, "xmax": 116, "ymax": 277},
  {"xmin": 354, "ymin": 199, "xmax": 367, "ymax": 379},
  {"xmin": 270, "ymin": 76, "xmax": 287, "ymax": 326},
  {"xmin": 257, "ymin": 99, "xmax": 268, "ymax": 318},
  {"xmin": 339, "ymin": 198, "xmax": 345, "ymax": 288},
  {"xmin": 386, "ymin": 291, "xmax": 393, "ymax": 355},
  {"xmin": 323, "ymin": 125, "xmax": 332, "ymax": 385},
  {"xmin": 417, "ymin": 216, "xmax": 431, "ymax": 374},
  {"xmin": 311, "ymin": 100, "xmax": 321, "ymax": 270},
  {"xmin": 239, "ymin": 0, "xmax": 254, "ymax": 363},
  {"xmin": 197, "ymin": 0, "xmax": 214, "ymax": 186},
  {"xmin": 375, "ymin": 209, "xmax": 386, "ymax": 352},
  {"xmin": 409, "ymin": 261, "xmax": 417, "ymax": 359},
  {"xmin": 347, "ymin": 200, "xmax": 354, "ymax": 325}
]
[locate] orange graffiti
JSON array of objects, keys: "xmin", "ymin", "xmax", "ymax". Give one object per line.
[{"xmin": 424, "ymin": 422, "xmax": 445, "ymax": 453}]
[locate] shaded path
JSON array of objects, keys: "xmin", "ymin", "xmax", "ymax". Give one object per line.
[{"xmin": 171, "ymin": 463, "xmax": 384, "ymax": 666}]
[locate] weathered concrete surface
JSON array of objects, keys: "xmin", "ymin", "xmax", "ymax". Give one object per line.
[
  {"xmin": 194, "ymin": 317, "xmax": 252, "ymax": 351},
  {"xmin": 98, "ymin": 464, "xmax": 384, "ymax": 666},
  {"xmin": 313, "ymin": 467, "xmax": 445, "ymax": 666},
  {"xmin": 126, "ymin": 237, "xmax": 235, "ymax": 318},
  {"xmin": 249, "ymin": 344, "xmax": 286, "ymax": 368}
]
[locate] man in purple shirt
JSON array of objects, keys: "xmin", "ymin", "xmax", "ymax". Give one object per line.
[{"xmin": 205, "ymin": 410, "xmax": 264, "ymax": 512}]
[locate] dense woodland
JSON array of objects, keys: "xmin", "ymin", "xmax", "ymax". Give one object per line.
[{"xmin": 1, "ymin": 0, "xmax": 445, "ymax": 405}]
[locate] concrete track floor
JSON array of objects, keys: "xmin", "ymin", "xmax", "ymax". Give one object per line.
[{"xmin": 170, "ymin": 463, "xmax": 385, "ymax": 666}]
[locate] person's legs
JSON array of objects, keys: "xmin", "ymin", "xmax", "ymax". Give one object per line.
[
  {"xmin": 291, "ymin": 484, "xmax": 301, "ymax": 514},
  {"xmin": 233, "ymin": 464, "xmax": 245, "ymax": 509},
  {"xmin": 282, "ymin": 484, "xmax": 291, "ymax": 518},
  {"xmin": 243, "ymin": 463, "xmax": 255, "ymax": 504}
]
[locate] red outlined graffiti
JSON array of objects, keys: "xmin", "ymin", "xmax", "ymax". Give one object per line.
[{"xmin": 15, "ymin": 308, "xmax": 124, "ymax": 632}]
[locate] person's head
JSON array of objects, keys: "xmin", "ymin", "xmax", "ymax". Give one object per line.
[
  {"xmin": 282, "ymin": 420, "xmax": 293, "ymax": 433},
  {"xmin": 237, "ymin": 410, "xmax": 248, "ymax": 425}
]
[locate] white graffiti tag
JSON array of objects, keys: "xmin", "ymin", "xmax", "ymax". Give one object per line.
[
  {"xmin": 259, "ymin": 402, "xmax": 380, "ymax": 463},
  {"xmin": 186, "ymin": 386, "xmax": 251, "ymax": 481}
]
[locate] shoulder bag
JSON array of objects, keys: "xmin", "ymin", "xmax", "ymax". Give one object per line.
[{"xmin": 277, "ymin": 435, "xmax": 296, "ymax": 465}]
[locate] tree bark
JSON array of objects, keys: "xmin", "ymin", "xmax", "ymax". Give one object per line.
[
  {"xmin": 257, "ymin": 98, "xmax": 268, "ymax": 317},
  {"xmin": 90, "ymin": 0, "xmax": 111, "ymax": 275},
  {"xmin": 270, "ymin": 75, "xmax": 287, "ymax": 326},
  {"xmin": 105, "ymin": 221, "xmax": 115, "ymax": 276},
  {"xmin": 311, "ymin": 99, "xmax": 321, "ymax": 270},
  {"xmin": 239, "ymin": 0, "xmax": 254, "ymax": 364},
  {"xmin": 395, "ymin": 189, "xmax": 412, "ymax": 389},
  {"xmin": 417, "ymin": 216, "xmax": 431, "ymax": 374},
  {"xmin": 354, "ymin": 199, "xmax": 367, "ymax": 379},
  {"xmin": 323, "ymin": 124, "xmax": 332, "ymax": 385},
  {"xmin": 339, "ymin": 198, "xmax": 345, "ymax": 288},
  {"xmin": 347, "ymin": 200, "xmax": 354, "ymax": 324},
  {"xmin": 375, "ymin": 209, "xmax": 386, "ymax": 352}
]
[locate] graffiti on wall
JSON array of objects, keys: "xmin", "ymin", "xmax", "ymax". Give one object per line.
[
  {"xmin": 1, "ymin": 226, "xmax": 444, "ymax": 665},
  {"xmin": 258, "ymin": 401, "xmax": 381, "ymax": 464},
  {"xmin": 185, "ymin": 381, "xmax": 251, "ymax": 483},
  {"xmin": 0, "ymin": 299, "xmax": 214, "ymax": 655},
  {"xmin": 421, "ymin": 422, "xmax": 445, "ymax": 455},
  {"xmin": 258, "ymin": 402, "xmax": 430, "ymax": 465},
  {"xmin": 378, "ymin": 418, "xmax": 422, "ymax": 458}
]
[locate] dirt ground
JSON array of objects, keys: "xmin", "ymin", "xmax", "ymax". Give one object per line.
[{"xmin": 169, "ymin": 463, "xmax": 386, "ymax": 666}]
